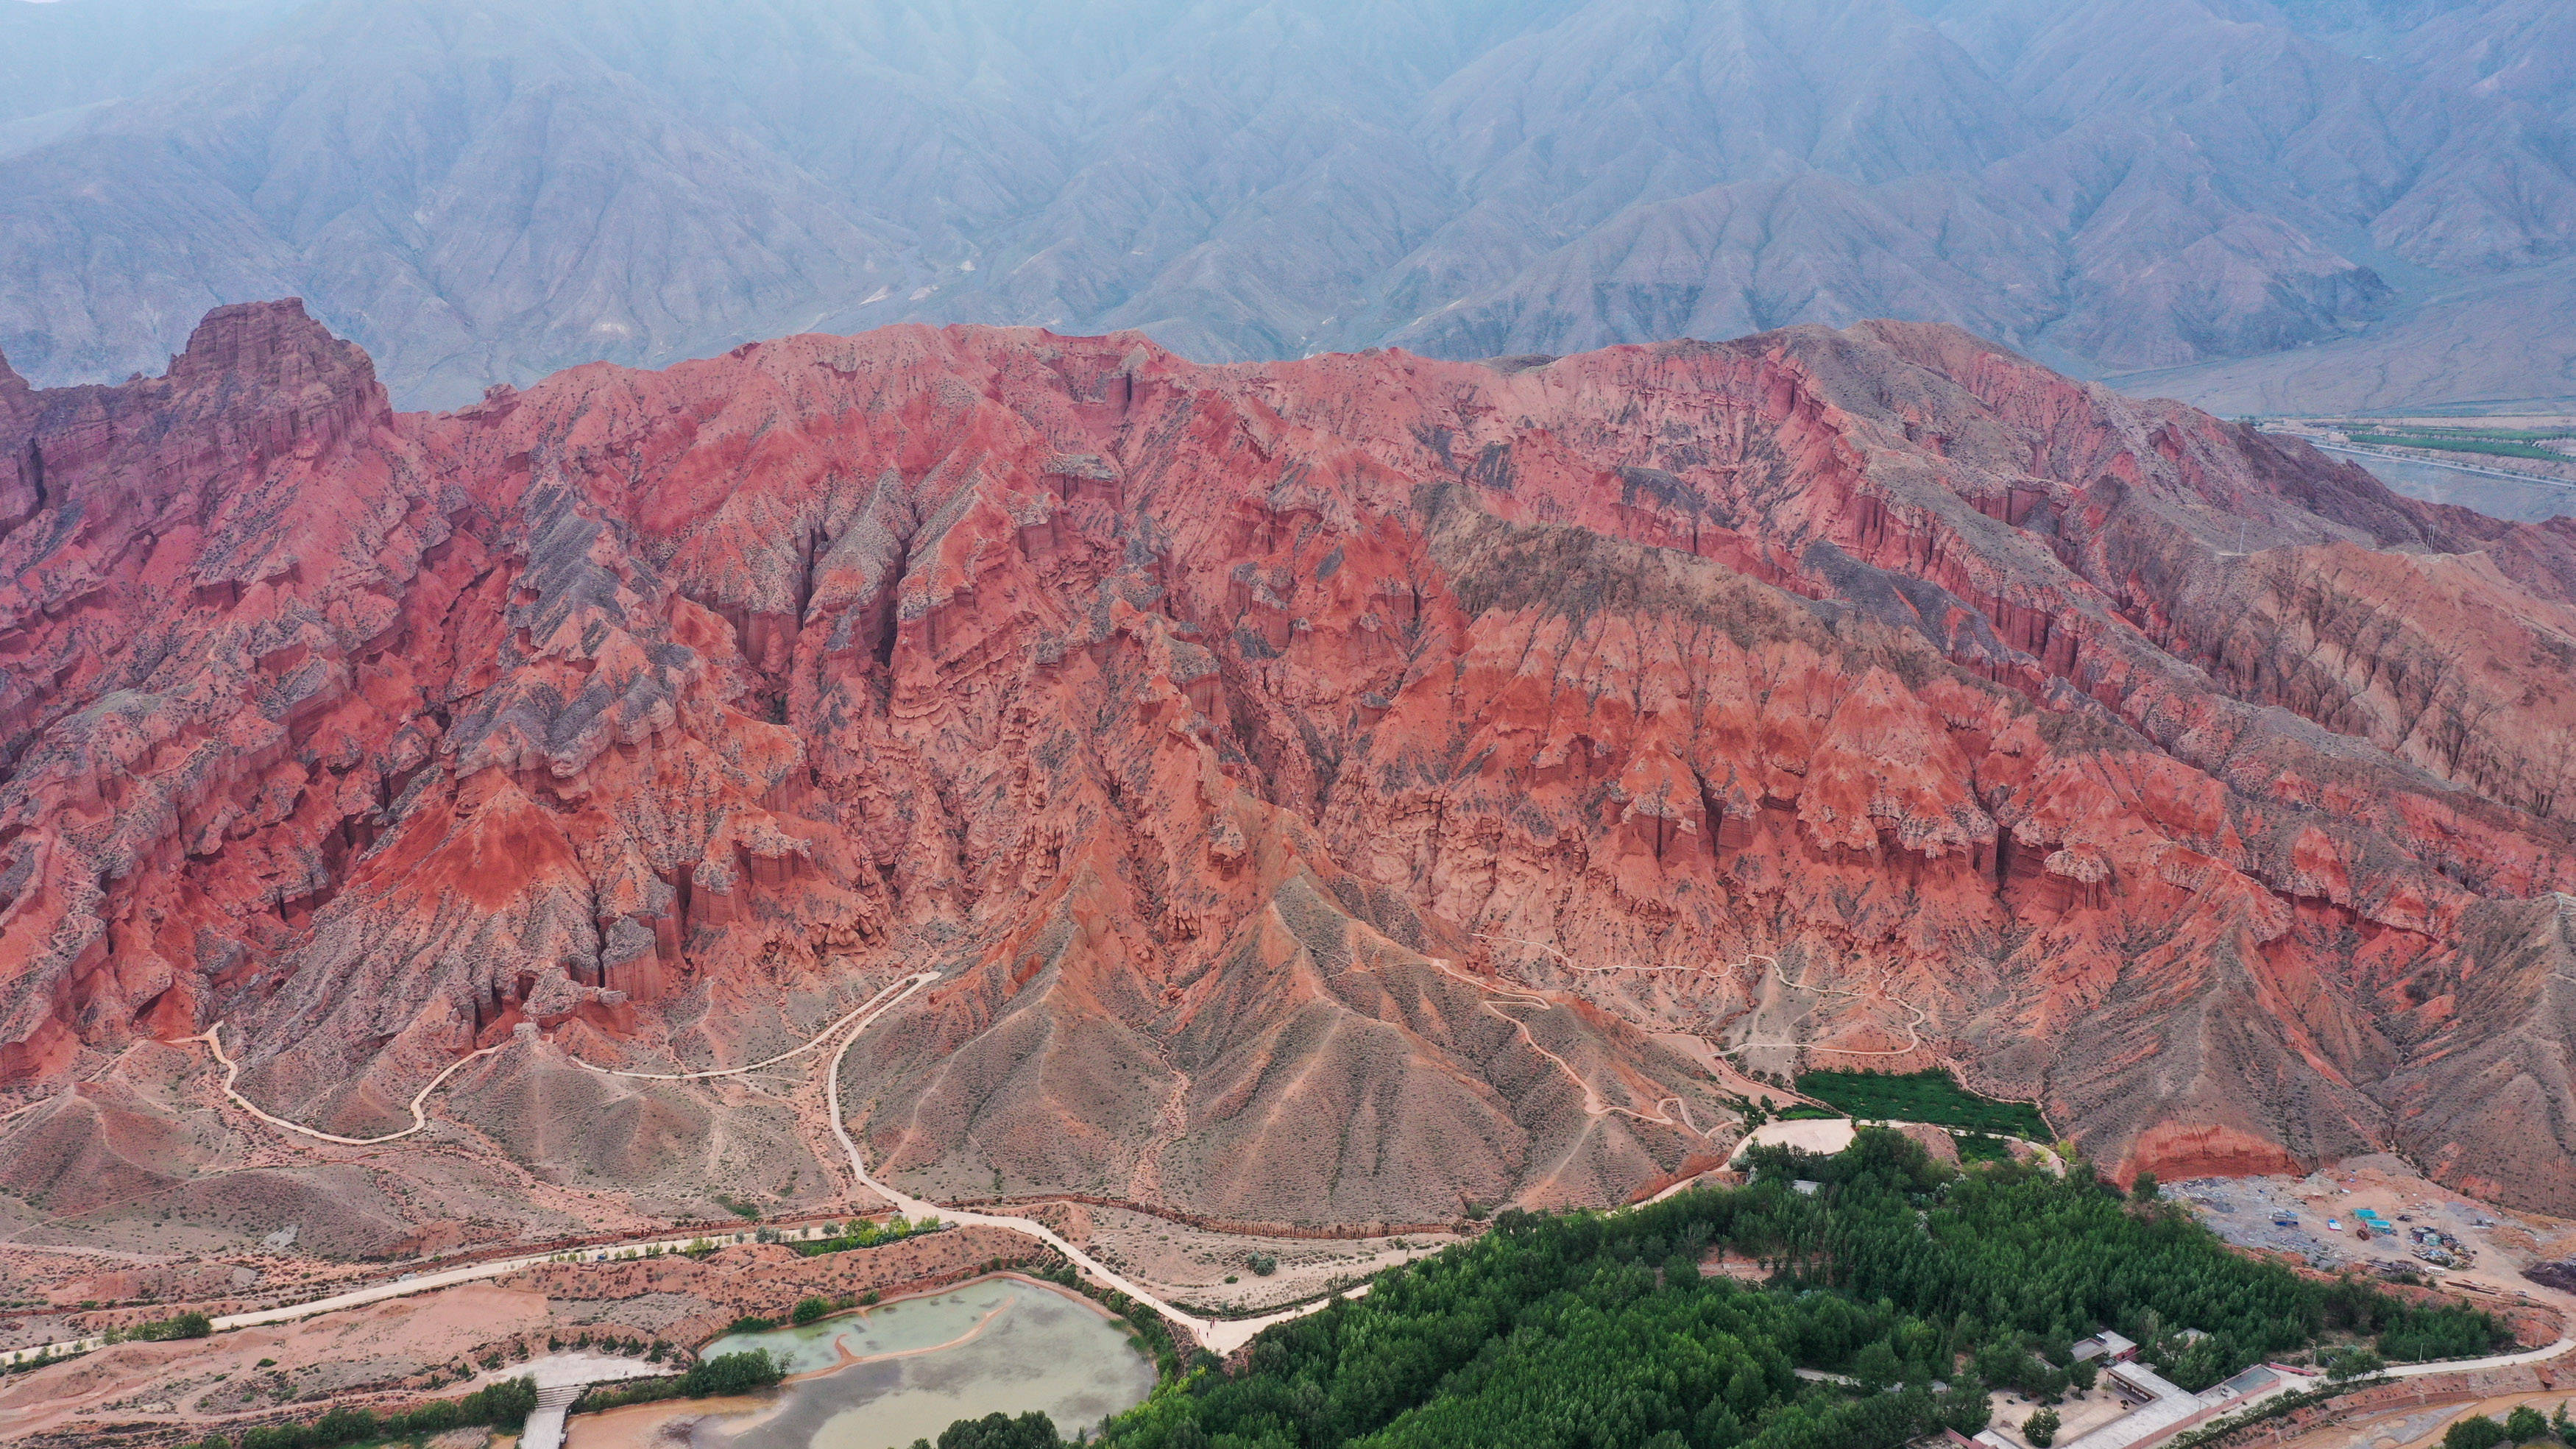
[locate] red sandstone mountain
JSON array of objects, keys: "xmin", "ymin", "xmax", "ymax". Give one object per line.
[{"xmin": 4, "ymin": 301, "xmax": 2576, "ymax": 1230}]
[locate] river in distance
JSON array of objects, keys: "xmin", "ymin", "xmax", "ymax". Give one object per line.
[{"xmin": 2350, "ymin": 452, "xmax": 2575, "ymax": 521}]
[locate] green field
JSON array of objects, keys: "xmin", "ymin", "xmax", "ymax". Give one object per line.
[
  {"xmin": 1952, "ymin": 1133, "xmax": 2017, "ymax": 1164},
  {"xmin": 1795, "ymin": 1068, "xmax": 2050, "ymax": 1138},
  {"xmin": 2356, "ymin": 424, "xmax": 2573, "ymax": 442},
  {"xmin": 2348, "ymin": 431, "xmax": 2570, "ymax": 463}
]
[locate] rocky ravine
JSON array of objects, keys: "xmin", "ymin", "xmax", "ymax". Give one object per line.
[{"xmin": 4, "ymin": 302, "xmax": 2576, "ymax": 1234}]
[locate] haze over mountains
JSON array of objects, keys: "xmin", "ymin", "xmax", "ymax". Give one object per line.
[{"xmin": 2, "ymin": 0, "xmax": 2572, "ymax": 412}]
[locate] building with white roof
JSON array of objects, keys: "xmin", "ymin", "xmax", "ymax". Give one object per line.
[
  {"xmin": 2071, "ymin": 1331, "xmax": 2138, "ymax": 1364},
  {"xmin": 1972, "ymin": 1347, "xmax": 2314, "ymax": 1449}
]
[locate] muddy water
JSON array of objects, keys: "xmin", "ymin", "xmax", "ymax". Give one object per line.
[{"xmin": 679, "ymin": 1277, "xmax": 1157, "ymax": 1448}]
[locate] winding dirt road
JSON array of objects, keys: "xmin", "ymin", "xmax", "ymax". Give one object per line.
[
  {"xmin": 68, "ymin": 940, "xmax": 1958, "ymax": 1371},
  {"xmin": 8, "ymin": 960, "xmax": 2563, "ymax": 1386},
  {"xmin": 563, "ymin": 975, "xmax": 928, "ymax": 1083},
  {"xmin": 155, "ymin": 972, "xmax": 933, "ymax": 1148},
  {"xmin": 810, "ymin": 973, "xmax": 1377, "ymax": 1354},
  {"xmin": 1428, "ymin": 954, "xmax": 1717, "ymax": 1144},
  {"xmin": 24, "ymin": 938, "xmax": 2529, "ymax": 1406},
  {"xmin": 66, "ymin": 973, "xmax": 1376, "ymax": 1363},
  {"xmin": 166, "ymin": 1023, "xmax": 508, "ymax": 1147},
  {"xmin": 1472, "ymin": 933, "xmax": 1927, "ymax": 1062},
  {"xmin": 6, "ymin": 972, "xmax": 1365, "ymax": 1366},
  {"xmin": 1713, "ymin": 955, "xmax": 1928, "ymax": 1060}
]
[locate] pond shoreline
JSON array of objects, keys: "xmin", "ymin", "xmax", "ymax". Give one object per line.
[
  {"xmin": 620, "ymin": 1274, "xmax": 1158, "ymax": 1449},
  {"xmin": 764, "ymin": 1272, "xmax": 1128, "ymax": 1383}
]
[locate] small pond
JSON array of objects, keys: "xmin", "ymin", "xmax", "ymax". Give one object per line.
[{"xmin": 655, "ymin": 1276, "xmax": 1158, "ymax": 1448}]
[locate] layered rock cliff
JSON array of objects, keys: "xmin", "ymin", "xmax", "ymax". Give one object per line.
[{"xmin": 4, "ymin": 302, "xmax": 2575, "ymax": 1222}]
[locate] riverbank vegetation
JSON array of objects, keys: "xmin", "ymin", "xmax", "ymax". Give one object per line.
[
  {"xmin": 568, "ymin": 1349, "xmax": 784, "ymax": 1414},
  {"xmin": 793, "ymin": 1212, "xmax": 944, "ymax": 1256},
  {"xmin": 113, "ymin": 1309, "xmax": 213, "ymax": 1343},
  {"xmin": 172, "ymin": 1375, "xmax": 537, "ymax": 1449}
]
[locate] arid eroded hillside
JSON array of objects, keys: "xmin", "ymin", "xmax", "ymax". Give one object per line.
[{"xmin": 4, "ymin": 302, "xmax": 2576, "ymax": 1244}]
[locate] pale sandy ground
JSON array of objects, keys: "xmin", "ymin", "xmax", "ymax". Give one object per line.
[
  {"xmin": 2179, "ymin": 1156, "xmax": 2576, "ymax": 1315},
  {"xmin": 1727, "ymin": 1117, "xmax": 1857, "ymax": 1162},
  {"xmin": 2280, "ymin": 1390, "xmax": 2576, "ymax": 1449},
  {"xmin": 1701, "ymin": 1251, "xmax": 1772, "ymax": 1283},
  {"xmin": 0, "ymin": 1280, "xmax": 556, "ymax": 1442},
  {"xmin": 0, "ymin": 1237, "xmax": 536, "ymax": 1352},
  {"xmin": 467, "ymin": 1350, "xmax": 676, "ymax": 1391},
  {"xmin": 2171, "ymin": 1155, "xmax": 2576, "ymax": 1449},
  {"xmin": 1008, "ymin": 1201, "xmax": 1458, "ymax": 1316},
  {"xmin": 1986, "ymin": 1383, "xmax": 2143, "ymax": 1448},
  {"xmin": 1660, "ymin": 1114, "xmax": 1962, "ymax": 1203},
  {"xmin": 567, "ymin": 1394, "xmax": 773, "ymax": 1449}
]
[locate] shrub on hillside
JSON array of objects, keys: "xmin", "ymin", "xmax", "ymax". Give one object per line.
[
  {"xmin": 176, "ymin": 1375, "xmax": 537, "ymax": 1449},
  {"xmin": 126, "ymin": 1311, "xmax": 213, "ymax": 1342},
  {"xmin": 572, "ymin": 1350, "xmax": 785, "ymax": 1414}
]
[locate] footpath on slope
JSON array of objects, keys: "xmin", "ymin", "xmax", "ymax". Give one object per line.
[
  {"xmin": 169, "ymin": 1023, "xmax": 508, "ymax": 1146},
  {"xmin": 6, "ymin": 969, "xmax": 1374, "ymax": 1371},
  {"xmin": 1432, "ymin": 950, "xmax": 1719, "ymax": 1141},
  {"xmin": 811, "ymin": 974, "xmax": 1373, "ymax": 1356},
  {"xmin": 123, "ymin": 938, "xmax": 1807, "ymax": 1361},
  {"xmin": 35, "ymin": 954, "xmax": 2558, "ymax": 1387},
  {"xmin": 562, "ymin": 974, "xmax": 927, "ymax": 1082}
]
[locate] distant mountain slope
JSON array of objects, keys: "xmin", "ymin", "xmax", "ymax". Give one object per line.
[
  {"xmin": 0, "ymin": 0, "xmax": 2569, "ymax": 409},
  {"xmin": 0, "ymin": 0, "xmax": 299, "ymax": 124},
  {"xmin": 2113, "ymin": 258, "xmax": 2576, "ymax": 414}
]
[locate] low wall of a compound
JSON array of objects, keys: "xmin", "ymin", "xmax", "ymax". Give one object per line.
[{"xmin": 2207, "ymin": 1365, "xmax": 2576, "ymax": 1449}]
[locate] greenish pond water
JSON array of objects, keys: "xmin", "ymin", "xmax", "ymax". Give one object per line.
[{"xmin": 680, "ymin": 1276, "xmax": 1157, "ymax": 1448}]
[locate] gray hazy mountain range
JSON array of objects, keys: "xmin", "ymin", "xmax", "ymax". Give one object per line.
[{"xmin": 3, "ymin": 0, "xmax": 2572, "ymax": 411}]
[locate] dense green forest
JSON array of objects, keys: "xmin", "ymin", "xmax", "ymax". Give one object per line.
[
  {"xmin": 1066, "ymin": 1130, "xmax": 2502, "ymax": 1449},
  {"xmin": 1794, "ymin": 1070, "xmax": 2050, "ymax": 1138}
]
